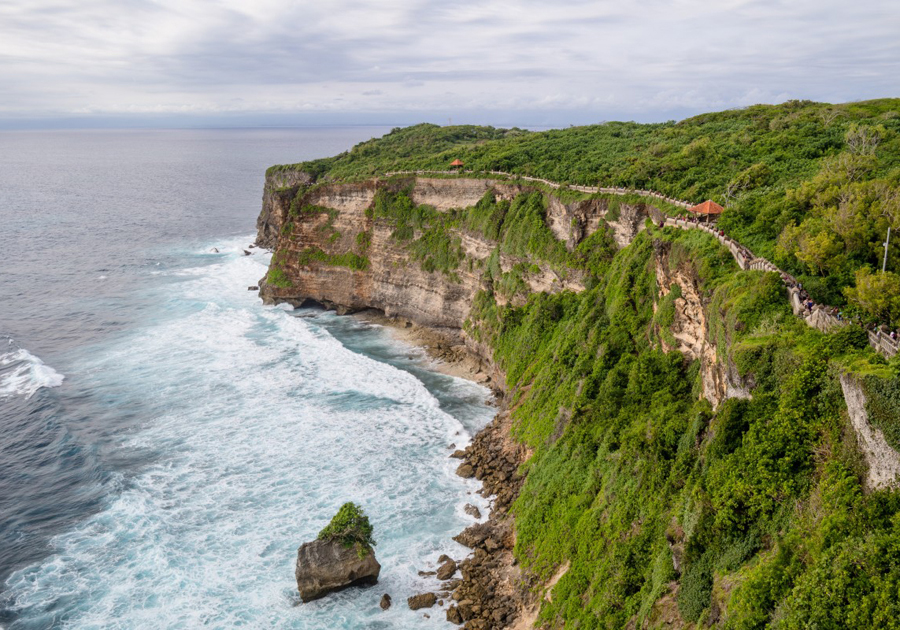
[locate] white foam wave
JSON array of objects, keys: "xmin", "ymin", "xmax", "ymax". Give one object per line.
[
  {"xmin": 2, "ymin": 237, "xmax": 492, "ymax": 628},
  {"xmin": 0, "ymin": 347, "xmax": 64, "ymax": 399}
]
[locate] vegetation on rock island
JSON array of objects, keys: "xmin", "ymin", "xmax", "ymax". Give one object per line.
[{"xmin": 318, "ymin": 502, "xmax": 376, "ymax": 558}]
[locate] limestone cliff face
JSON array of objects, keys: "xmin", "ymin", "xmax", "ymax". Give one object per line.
[
  {"xmin": 840, "ymin": 374, "xmax": 900, "ymax": 489},
  {"xmin": 258, "ymin": 178, "xmax": 480, "ymax": 329},
  {"xmin": 255, "ymin": 175, "xmax": 646, "ymax": 331},
  {"xmin": 256, "ymin": 169, "xmax": 314, "ymax": 249},
  {"xmin": 653, "ymin": 240, "xmax": 751, "ymax": 409}
]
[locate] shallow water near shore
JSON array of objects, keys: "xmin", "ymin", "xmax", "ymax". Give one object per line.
[{"xmin": 0, "ymin": 129, "xmax": 493, "ymax": 629}]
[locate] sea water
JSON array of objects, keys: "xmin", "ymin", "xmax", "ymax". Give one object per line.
[{"xmin": 0, "ymin": 130, "xmax": 494, "ymax": 629}]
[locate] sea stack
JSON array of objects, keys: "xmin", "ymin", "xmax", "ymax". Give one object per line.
[{"xmin": 295, "ymin": 502, "xmax": 380, "ymax": 602}]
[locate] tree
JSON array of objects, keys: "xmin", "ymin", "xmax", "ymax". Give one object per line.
[
  {"xmin": 845, "ymin": 123, "xmax": 883, "ymax": 156},
  {"xmin": 796, "ymin": 230, "xmax": 842, "ymax": 276},
  {"xmin": 844, "ymin": 267, "xmax": 900, "ymax": 326}
]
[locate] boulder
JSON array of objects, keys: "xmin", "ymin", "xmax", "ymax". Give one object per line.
[
  {"xmin": 446, "ymin": 605, "xmax": 463, "ymax": 624},
  {"xmin": 453, "ymin": 522, "xmax": 492, "ymax": 549},
  {"xmin": 407, "ymin": 592, "xmax": 437, "ymax": 610},
  {"xmin": 248, "ymin": 285, "xmax": 259, "ymax": 291},
  {"xmin": 436, "ymin": 559, "xmax": 458, "ymax": 580},
  {"xmin": 455, "ymin": 463, "xmax": 475, "ymax": 478},
  {"xmin": 295, "ymin": 539, "xmax": 380, "ymax": 602},
  {"xmin": 464, "ymin": 504, "xmax": 482, "ymax": 519},
  {"xmin": 380, "ymin": 593, "xmax": 392, "ymax": 610}
]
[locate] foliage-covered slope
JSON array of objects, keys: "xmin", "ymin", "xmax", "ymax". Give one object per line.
[
  {"xmin": 273, "ymin": 98, "xmax": 900, "ymax": 320},
  {"xmin": 465, "ymin": 226, "xmax": 900, "ymax": 628},
  {"xmin": 262, "ymin": 142, "xmax": 900, "ymax": 625}
]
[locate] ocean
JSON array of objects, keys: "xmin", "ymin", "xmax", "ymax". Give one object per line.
[{"xmin": 0, "ymin": 129, "xmax": 495, "ymax": 629}]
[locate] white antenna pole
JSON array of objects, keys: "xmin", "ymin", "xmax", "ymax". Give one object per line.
[{"xmin": 883, "ymin": 226, "xmax": 891, "ymax": 273}]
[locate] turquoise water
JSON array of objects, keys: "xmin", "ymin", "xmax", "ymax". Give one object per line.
[{"xmin": 0, "ymin": 130, "xmax": 493, "ymax": 628}]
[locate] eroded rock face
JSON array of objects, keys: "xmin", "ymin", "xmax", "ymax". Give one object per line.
[
  {"xmin": 256, "ymin": 169, "xmax": 314, "ymax": 249},
  {"xmin": 254, "ymin": 175, "xmax": 648, "ymax": 329},
  {"xmin": 295, "ymin": 539, "xmax": 380, "ymax": 602},
  {"xmin": 840, "ymin": 374, "xmax": 900, "ymax": 489},
  {"xmin": 654, "ymin": 239, "xmax": 751, "ymax": 409}
]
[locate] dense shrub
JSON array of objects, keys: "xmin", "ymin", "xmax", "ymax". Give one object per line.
[{"xmin": 318, "ymin": 502, "xmax": 376, "ymax": 557}]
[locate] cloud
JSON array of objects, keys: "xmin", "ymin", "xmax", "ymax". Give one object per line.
[{"xmin": 0, "ymin": 0, "xmax": 897, "ymax": 124}]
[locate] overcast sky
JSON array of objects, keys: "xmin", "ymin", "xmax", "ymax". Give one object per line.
[{"xmin": 1, "ymin": 0, "xmax": 897, "ymax": 128}]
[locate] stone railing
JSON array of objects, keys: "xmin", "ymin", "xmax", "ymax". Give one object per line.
[
  {"xmin": 665, "ymin": 218, "xmax": 853, "ymax": 335},
  {"xmin": 384, "ymin": 170, "xmax": 694, "ymax": 209},
  {"xmin": 869, "ymin": 330, "xmax": 899, "ymax": 358},
  {"xmin": 380, "ymin": 169, "xmax": 894, "ymax": 358}
]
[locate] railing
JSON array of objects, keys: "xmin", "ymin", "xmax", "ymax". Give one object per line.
[
  {"xmin": 869, "ymin": 330, "xmax": 899, "ymax": 358},
  {"xmin": 665, "ymin": 218, "xmax": 853, "ymax": 334},
  {"xmin": 384, "ymin": 170, "xmax": 694, "ymax": 209},
  {"xmin": 380, "ymin": 169, "xmax": 895, "ymax": 359}
]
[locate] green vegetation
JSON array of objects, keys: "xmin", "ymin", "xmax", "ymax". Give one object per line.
[
  {"xmin": 297, "ymin": 247, "xmax": 369, "ymax": 271},
  {"xmin": 365, "ymin": 187, "xmax": 616, "ymax": 288},
  {"xmin": 266, "ymin": 267, "xmax": 292, "ymax": 289},
  {"xmin": 369, "ymin": 188, "xmax": 464, "ymax": 276},
  {"xmin": 262, "ymin": 100, "xmax": 900, "ymax": 626},
  {"xmin": 318, "ymin": 502, "xmax": 376, "ymax": 558},
  {"xmin": 461, "ymin": 225, "xmax": 900, "ymax": 628},
  {"xmin": 272, "ymin": 99, "xmax": 900, "ymax": 316}
]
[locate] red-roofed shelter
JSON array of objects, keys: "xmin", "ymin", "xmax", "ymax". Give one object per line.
[
  {"xmin": 450, "ymin": 159, "xmax": 464, "ymax": 169},
  {"xmin": 688, "ymin": 200, "xmax": 724, "ymax": 222},
  {"xmin": 688, "ymin": 200, "xmax": 724, "ymax": 216}
]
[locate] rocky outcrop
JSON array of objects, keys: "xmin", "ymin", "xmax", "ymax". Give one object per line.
[
  {"xmin": 294, "ymin": 539, "xmax": 381, "ymax": 602},
  {"xmin": 653, "ymin": 239, "xmax": 751, "ymax": 409},
  {"xmin": 437, "ymin": 558, "xmax": 458, "ymax": 580},
  {"xmin": 448, "ymin": 518, "xmax": 522, "ymax": 629},
  {"xmin": 407, "ymin": 592, "xmax": 437, "ymax": 610},
  {"xmin": 840, "ymin": 374, "xmax": 900, "ymax": 489},
  {"xmin": 256, "ymin": 169, "xmax": 314, "ymax": 249}
]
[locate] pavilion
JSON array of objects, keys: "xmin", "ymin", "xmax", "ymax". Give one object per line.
[
  {"xmin": 687, "ymin": 200, "xmax": 725, "ymax": 222},
  {"xmin": 450, "ymin": 159, "xmax": 464, "ymax": 170}
]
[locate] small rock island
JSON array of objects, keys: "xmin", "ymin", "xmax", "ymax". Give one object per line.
[{"xmin": 295, "ymin": 502, "xmax": 381, "ymax": 602}]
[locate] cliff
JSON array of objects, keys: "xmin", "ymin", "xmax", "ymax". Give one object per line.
[
  {"xmin": 256, "ymin": 175, "xmax": 647, "ymax": 329},
  {"xmin": 256, "ymin": 173, "xmax": 900, "ymax": 629}
]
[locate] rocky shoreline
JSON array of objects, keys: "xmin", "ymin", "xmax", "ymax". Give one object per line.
[{"xmin": 355, "ymin": 310, "xmax": 535, "ymax": 629}]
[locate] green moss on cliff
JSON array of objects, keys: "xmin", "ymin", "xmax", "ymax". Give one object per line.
[
  {"xmin": 297, "ymin": 247, "xmax": 369, "ymax": 271},
  {"xmin": 266, "ymin": 267, "xmax": 292, "ymax": 289}
]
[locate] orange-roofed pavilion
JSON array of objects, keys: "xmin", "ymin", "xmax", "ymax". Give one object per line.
[{"xmin": 688, "ymin": 200, "xmax": 725, "ymax": 216}]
